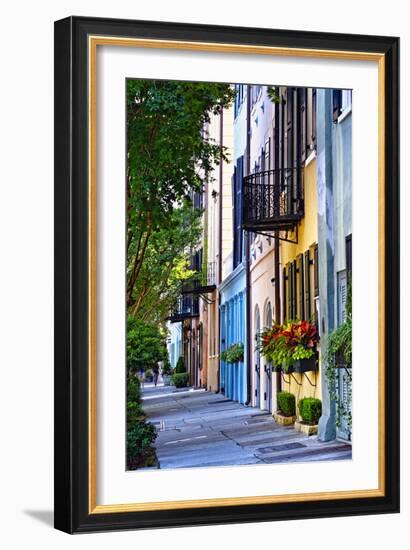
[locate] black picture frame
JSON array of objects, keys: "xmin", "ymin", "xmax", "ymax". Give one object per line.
[{"xmin": 54, "ymin": 16, "xmax": 400, "ymax": 534}]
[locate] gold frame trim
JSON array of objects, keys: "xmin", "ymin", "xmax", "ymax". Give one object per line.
[{"xmin": 88, "ymin": 35, "xmax": 386, "ymax": 514}]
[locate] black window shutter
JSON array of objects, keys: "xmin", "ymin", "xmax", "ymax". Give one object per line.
[
  {"xmin": 298, "ymin": 254, "xmax": 305, "ymax": 320},
  {"xmin": 292, "ymin": 259, "xmax": 297, "ymax": 319},
  {"xmin": 346, "ymin": 234, "xmax": 352, "ymax": 282},
  {"xmin": 279, "ymin": 91, "xmax": 284, "ymax": 172},
  {"xmin": 299, "ymin": 88, "xmax": 307, "ymax": 163},
  {"xmin": 311, "ymin": 88, "xmax": 317, "ymax": 148},
  {"xmin": 238, "ymin": 156, "xmax": 243, "ymax": 262},
  {"xmin": 313, "ymin": 244, "xmax": 319, "ymax": 298},
  {"xmin": 233, "ymin": 157, "xmax": 244, "ymax": 268},
  {"xmin": 283, "ymin": 265, "xmax": 288, "ymax": 323},
  {"xmin": 304, "ymin": 250, "xmax": 311, "ymax": 320},
  {"xmin": 232, "ymin": 167, "xmax": 237, "ymax": 267},
  {"xmin": 287, "ymin": 262, "xmax": 293, "ymax": 320}
]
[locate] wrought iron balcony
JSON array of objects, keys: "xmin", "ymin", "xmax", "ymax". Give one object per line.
[
  {"xmin": 243, "ymin": 168, "xmax": 304, "ymax": 232},
  {"xmin": 181, "ymin": 262, "xmax": 217, "ymax": 294},
  {"xmin": 168, "ymin": 295, "xmax": 200, "ymax": 323}
]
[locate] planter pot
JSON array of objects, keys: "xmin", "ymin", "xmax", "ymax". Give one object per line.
[
  {"xmin": 284, "ymin": 357, "xmax": 318, "ymax": 374},
  {"xmin": 273, "ymin": 411, "xmax": 297, "ymax": 426},
  {"xmin": 294, "ymin": 420, "xmax": 318, "ymax": 436},
  {"xmin": 162, "ymin": 375, "xmax": 171, "ymax": 386}
]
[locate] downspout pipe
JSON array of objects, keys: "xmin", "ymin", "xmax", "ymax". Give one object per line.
[{"xmin": 245, "ymin": 86, "xmax": 252, "ymax": 406}]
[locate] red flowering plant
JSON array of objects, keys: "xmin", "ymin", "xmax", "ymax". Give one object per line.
[
  {"xmin": 280, "ymin": 320, "xmax": 319, "ymax": 371},
  {"xmin": 258, "ymin": 323, "xmax": 287, "ymax": 368},
  {"xmin": 259, "ymin": 320, "xmax": 319, "ymax": 372}
]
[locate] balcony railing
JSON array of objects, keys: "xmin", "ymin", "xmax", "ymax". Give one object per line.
[
  {"xmin": 181, "ymin": 262, "xmax": 217, "ymax": 294},
  {"xmin": 168, "ymin": 295, "xmax": 200, "ymax": 323},
  {"xmin": 243, "ymin": 167, "xmax": 304, "ymax": 232}
]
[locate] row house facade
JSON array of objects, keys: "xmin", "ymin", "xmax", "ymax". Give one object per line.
[{"xmin": 167, "ymin": 83, "xmax": 352, "ymax": 441}]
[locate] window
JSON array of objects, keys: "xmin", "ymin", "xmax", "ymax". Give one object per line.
[
  {"xmin": 234, "ymin": 84, "xmax": 246, "ymax": 119},
  {"xmin": 333, "ymin": 89, "xmax": 352, "ymax": 122},
  {"xmin": 264, "ymin": 138, "xmax": 271, "ymax": 171},
  {"xmin": 251, "ymin": 85, "xmax": 262, "ymax": 108},
  {"xmin": 265, "ymin": 301, "xmax": 272, "ymax": 329}
]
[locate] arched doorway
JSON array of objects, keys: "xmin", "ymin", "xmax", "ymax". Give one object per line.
[
  {"xmin": 254, "ymin": 307, "xmax": 261, "ymax": 408},
  {"xmin": 264, "ymin": 301, "xmax": 273, "ymax": 412}
]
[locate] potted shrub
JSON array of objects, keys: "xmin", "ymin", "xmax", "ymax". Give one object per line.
[
  {"xmin": 220, "ymin": 342, "xmax": 244, "ymax": 363},
  {"xmin": 171, "ymin": 356, "xmax": 190, "ymax": 389},
  {"xmin": 161, "ymin": 358, "xmax": 172, "ymax": 386},
  {"xmin": 295, "ymin": 397, "xmax": 322, "ymax": 435},
  {"xmin": 273, "ymin": 391, "xmax": 297, "ymax": 425},
  {"xmin": 175, "ymin": 356, "xmax": 186, "ymax": 373},
  {"xmin": 171, "ymin": 372, "xmax": 190, "ymax": 388},
  {"xmin": 144, "ymin": 368, "xmax": 153, "ymax": 383}
]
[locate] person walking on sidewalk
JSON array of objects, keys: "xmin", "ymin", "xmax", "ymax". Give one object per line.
[{"xmin": 153, "ymin": 364, "xmax": 159, "ymax": 387}]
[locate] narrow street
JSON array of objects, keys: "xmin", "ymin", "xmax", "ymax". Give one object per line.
[{"xmin": 142, "ymin": 384, "xmax": 352, "ymax": 469}]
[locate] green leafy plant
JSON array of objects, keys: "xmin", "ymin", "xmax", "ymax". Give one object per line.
[
  {"xmin": 126, "ymin": 79, "xmax": 235, "ymax": 317},
  {"xmin": 127, "ymin": 374, "xmax": 158, "ymax": 469},
  {"xmin": 175, "ymin": 356, "xmax": 186, "ymax": 373},
  {"xmin": 298, "ymin": 397, "xmax": 322, "ymax": 425},
  {"xmin": 259, "ymin": 320, "xmax": 318, "ymax": 371},
  {"xmin": 276, "ymin": 391, "xmax": 296, "ymax": 417},
  {"xmin": 267, "ymin": 86, "xmax": 280, "ymax": 104},
  {"xmin": 127, "ymin": 316, "xmax": 167, "ymax": 373},
  {"xmin": 162, "ymin": 356, "xmax": 172, "ymax": 376},
  {"xmin": 127, "ymin": 422, "xmax": 157, "ymax": 469},
  {"xmin": 171, "ymin": 372, "xmax": 190, "ymax": 388},
  {"xmin": 324, "ymin": 280, "xmax": 352, "ymax": 433},
  {"xmin": 220, "ymin": 342, "xmax": 244, "ymax": 363}
]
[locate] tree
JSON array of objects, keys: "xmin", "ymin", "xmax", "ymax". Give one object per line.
[
  {"xmin": 126, "ymin": 79, "xmax": 235, "ymax": 310},
  {"xmin": 129, "ymin": 200, "xmax": 202, "ymax": 323},
  {"xmin": 127, "ymin": 317, "xmax": 167, "ymax": 373}
]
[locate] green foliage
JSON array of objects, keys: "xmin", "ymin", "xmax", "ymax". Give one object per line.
[
  {"xmin": 267, "ymin": 86, "xmax": 280, "ymax": 104},
  {"xmin": 128, "ymin": 204, "xmax": 203, "ymax": 323},
  {"xmin": 145, "ymin": 368, "xmax": 153, "ymax": 381},
  {"xmin": 127, "ymin": 374, "xmax": 158, "ymax": 469},
  {"xmin": 127, "ymin": 376, "xmax": 141, "ymax": 405},
  {"xmin": 127, "ymin": 79, "xmax": 235, "ymax": 316},
  {"xmin": 171, "ymin": 372, "xmax": 190, "ymax": 388},
  {"xmin": 175, "ymin": 356, "xmax": 186, "ymax": 373},
  {"xmin": 276, "ymin": 391, "xmax": 296, "ymax": 417},
  {"xmin": 259, "ymin": 320, "xmax": 318, "ymax": 372},
  {"xmin": 298, "ymin": 397, "xmax": 322, "ymax": 425},
  {"xmin": 127, "ymin": 422, "xmax": 157, "ymax": 469},
  {"xmin": 324, "ymin": 280, "xmax": 352, "ymax": 433},
  {"xmin": 162, "ymin": 355, "xmax": 172, "ymax": 375},
  {"xmin": 220, "ymin": 342, "xmax": 244, "ymax": 363},
  {"xmin": 127, "ymin": 316, "xmax": 167, "ymax": 372}
]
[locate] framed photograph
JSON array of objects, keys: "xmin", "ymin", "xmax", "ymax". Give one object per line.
[{"xmin": 54, "ymin": 16, "xmax": 399, "ymax": 533}]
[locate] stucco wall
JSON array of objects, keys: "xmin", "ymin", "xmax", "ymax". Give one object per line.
[{"xmin": 279, "ymin": 156, "xmax": 321, "ymax": 409}]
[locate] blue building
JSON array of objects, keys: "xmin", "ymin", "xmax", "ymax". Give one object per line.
[
  {"xmin": 218, "ymin": 84, "xmax": 249, "ymax": 404},
  {"xmin": 219, "ymin": 271, "xmax": 247, "ymax": 403}
]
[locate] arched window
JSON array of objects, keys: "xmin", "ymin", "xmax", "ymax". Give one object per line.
[{"xmin": 265, "ymin": 301, "xmax": 272, "ymax": 329}]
